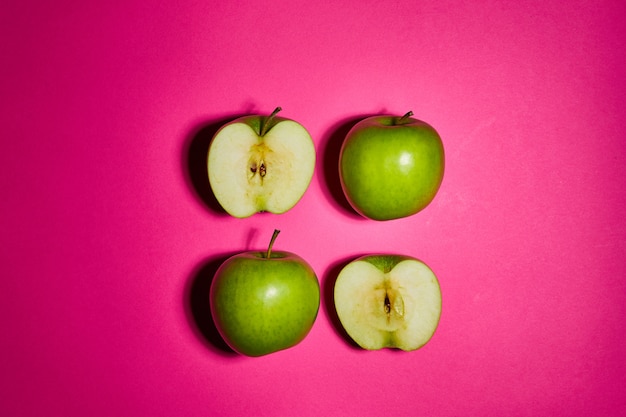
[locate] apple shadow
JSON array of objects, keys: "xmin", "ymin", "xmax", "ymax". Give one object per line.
[
  {"xmin": 322, "ymin": 256, "xmax": 363, "ymax": 350},
  {"xmin": 182, "ymin": 113, "xmax": 250, "ymax": 216},
  {"xmin": 184, "ymin": 253, "xmax": 238, "ymax": 356},
  {"xmin": 318, "ymin": 115, "xmax": 380, "ymax": 220}
]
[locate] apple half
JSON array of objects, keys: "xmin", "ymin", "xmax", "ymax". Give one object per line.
[
  {"xmin": 208, "ymin": 107, "xmax": 316, "ymax": 218},
  {"xmin": 334, "ymin": 254, "xmax": 441, "ymax": 351}
]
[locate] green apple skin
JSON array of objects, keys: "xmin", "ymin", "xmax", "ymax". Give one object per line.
[
  {"xmin": 210, "ymin": 250, "xmax": 320, "ymax": 357},
  {"xmin": 207, "ymin": 108, "xmax": 315, "ymax": 218},
  {"xmin": 339, "ymin": 114, "xmax": 444, "ymax": 221},
  {"xmin": 334, "ymin": 254, "xmax": 442, "ymax": 351}
]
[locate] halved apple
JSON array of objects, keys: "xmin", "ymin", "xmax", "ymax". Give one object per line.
[
  {"xmin": 334, "ymin": 254, "xmax": 441, "ymax": 351},
  {"xmin": 207, "ymin": 107, "xmax": 316, "ymax": 218}
]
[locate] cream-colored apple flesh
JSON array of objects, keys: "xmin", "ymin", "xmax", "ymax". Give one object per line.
[
  {"xmin": 208, "ymin": 120, "xmax": 315, "ymax": 218},
  {"xmin": 334, "ymin": 256, "xmax": 441, "ymax": 351}
]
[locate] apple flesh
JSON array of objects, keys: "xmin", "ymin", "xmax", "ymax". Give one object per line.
[
  {"xmin": 208, "ymin": 107, "xmax": 316, "ymax": 218},
  {"xmin": 339, "ymin": 112, "xmax": 444, "ymax": 221},
  {"xmin": 334, "ymin": 254, "xmax": 441, "ymax": 351},
  {"xmin": 210, "ymin": 230, "xmax": 320, "ymax": 356}
]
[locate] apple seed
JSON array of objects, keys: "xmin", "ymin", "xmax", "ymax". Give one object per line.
[
  {"xmin": 384, "ymin": 293, "xmax": 391, "ymax": 315},
  {"xmin": 249, "ymin": 161, "xmax": 267, "ymax": 178},
  {"xmin": 383, "ymin": 288, "xmax": 404, "ymax": 322}
]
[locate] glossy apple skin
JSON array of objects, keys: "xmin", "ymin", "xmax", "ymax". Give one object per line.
[
  {"xmin": 339, "ymin": 115, "xmax": 444, "ymax": 220},
  {"xmin": 210, "ymin": 251, "xmax": 320, "ymax": 357}
]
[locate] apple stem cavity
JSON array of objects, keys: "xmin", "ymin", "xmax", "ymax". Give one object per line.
[
  {"xmin": 265, "ymin": 229, "xmax": 281, "ymax": 259},
  {"xmin": 260, "ymin": 107, "xmax": 283, "ymax": 136},
  {"xmin": 396, "ymin": 111, "xmax": 414, "ymax": 125}
]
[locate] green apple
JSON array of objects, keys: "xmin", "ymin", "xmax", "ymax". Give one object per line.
[
  {"xmin": 339, "ymin": 111, "xmax": 444, "ymax": 220},
  {"xmin": 210, "ymin": 230, "xmax": 320, "ymax": 356},
  {"xmin": 334, "ymin": 254, "xmax": 441, "ymax": 351},
  {"xmin": 208, "ymin": 107, "xmax": 316, "ymax": 218}
]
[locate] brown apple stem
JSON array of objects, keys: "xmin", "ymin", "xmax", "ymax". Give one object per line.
[
  {"xmin": 266, "ymin": 229, "xmax": 281, "ymax": 258},
  {"xmin": 260, "ymin": 107, "xmax": 282, "ymax": 136},
  {"xmin": 397, "ymin": 111, "xmax": 414, "ymax": 125}
]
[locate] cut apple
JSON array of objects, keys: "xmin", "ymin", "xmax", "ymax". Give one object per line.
[
  {"xmin": 334, "ymin": 255, "xmax": 441, "ymax": 351},
  {"xmin": 207, "ymin": 108, "xmax": 315, "ymax": 218}
]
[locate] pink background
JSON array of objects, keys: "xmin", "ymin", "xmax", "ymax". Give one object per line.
[{"xmin": 2, "ymin": 0, "xmax": 625, "ymax": 415}]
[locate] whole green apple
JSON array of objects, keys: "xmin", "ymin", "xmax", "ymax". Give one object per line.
[
  {"xmin": 339, "ymin": 111, "xmax": 444, "ymax": 220},
  {"xmin": 334, "ymin": 254, "xmax": 442, "ymax": 351},
  {"xmin": 207, "ymin": 107, "xmax": 316, "ymax": 218},
  {"xmin": 210, "ymin": 230, "xmax": 320, "ymax": 356}
]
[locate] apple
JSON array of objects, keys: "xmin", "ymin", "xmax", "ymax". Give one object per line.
[
  {"xmin": 333, "ymin": 254, "xmax": 441, "ymax": 351},
  {"xmin": 339, "ymin": 111, "xmax": 444, "ymax": 220},
  {"xmin": 207, "ymin": 107, "xmax": 316, "ymax": 218},
  {"xmin": 210, "ymin": 230, "xmax": 320, "ymax": 356}
]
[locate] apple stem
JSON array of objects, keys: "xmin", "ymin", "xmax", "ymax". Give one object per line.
[
  {"xmin": 265, "ymin": 229, "xmax": 281, "ymax": 258},
  {"xmin": 397, "ymin": 111, "xmax": 414, "ymax": 125},
  {"xmin": 260, "ymin": 107, "xmax": 282, "ymax": 136}
]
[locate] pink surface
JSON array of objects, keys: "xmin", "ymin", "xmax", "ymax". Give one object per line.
[{"xmin": 2, "ymin": 0, "xmax": 626, "ymax": 415}]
